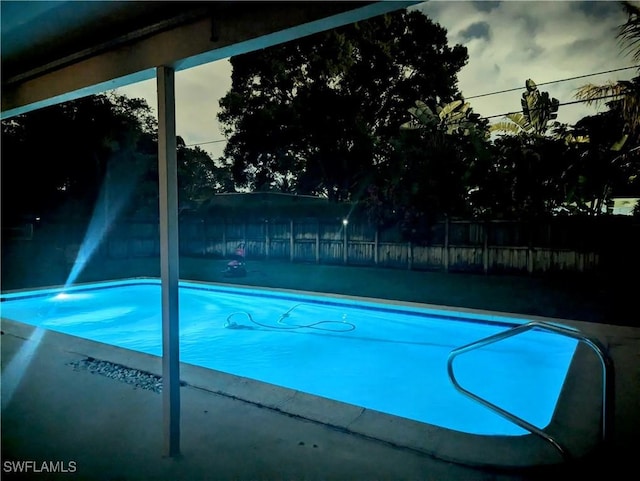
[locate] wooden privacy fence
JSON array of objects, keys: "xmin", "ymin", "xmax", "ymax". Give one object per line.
[{"xmin": 97, "ymin": 217, "xmax": 616, "ymax": 275}]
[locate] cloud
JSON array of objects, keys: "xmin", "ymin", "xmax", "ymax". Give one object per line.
[
  {"xmin": 472, "ymin": 1, "xmax": 501, "ymax": 14},
  {"xmin": 414, "ymin": 0, "xmax": 637, "ymax": 126},
  {"xmin": 576, "ymin": 1, "xmax": 622, "ymax": 19},
  {"xmin": 459, "ymin": 21, "xmax": 491, "ymax": 42},
  {"xmin": 175, "ymin": 59, "xmax": 232, "ymax": 159},
  {"xmin": 113, "ymin": 59, "xmax": 232, "ymax": 160}
]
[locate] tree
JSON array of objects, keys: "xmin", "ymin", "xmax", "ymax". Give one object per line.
[
  {"xmin": 1, "ymin": 94, "xmax": 156, "ymax": 223},
  {"xmin": 401, "ymin": 99, "xmax": 484, "ymax": 137},
  {"xmin": 572, "ymin": 1, "xmax": 640, "ymax": 212},
  {"xmin": 562, "ymin": 110, "xmax": 639, "ymax": 216},
  {"xmin": 177, "ymin": 141, "xmax": 235, "ymax": 209},
  {"xmin": 481, "ymin": 79, "xmax": 577, "ymax": 218},
  {"xmin": 520, "ymin": 79, "xmax": 559, "ymax": 134},
  {"xmin": 366, "ymin": 123, "xmax": 481, "ymax": 235},
  {"xmin": 477, "ymin": 135, "xmax": 579, "ymax": 218},
  {"xmin": 218, "ymin": 9, "xmax": 468, "ymax": 201},
  {"xmin": 575, "ymin": 2, "xmax": 640, "ymax": 137},
  {"xmin": 363, "ymin": 97, "xmax": 489, "ymax": 233},
  {"xmin": 574, "ymin": 1, "xmax": 639, "ymax": 146},
  {"xmin": 490, "ymin": 79, "xmax": 559, "ymax": 137},
  {"xmin": 1, "ymin": 93, "xmax": 232, "ymax": 223}
]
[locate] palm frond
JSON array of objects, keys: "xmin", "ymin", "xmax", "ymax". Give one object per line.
[
  {"xmin": 489, "ymin": 122, "xmax": 521, "ymax": 134},
  {"xmin": 438, "ymin": 100, "xmax": 463, "ymax": 120},
  {"xmin": 488, "ymin": 112, "xmax": 534, "ymax": 135},
  {"xmin": 400, "ymin": 121, "xmax": 419, "ymax": 130},
  {"xmin": 409, "ymin": 100, "xmax": 435, "ymax": 125},
  {"xmin": 505, "ymin": 113, "xmax": 532, "ymax": 130},
  {"xmin": 610, "ymin": 134, "xmax": 629, "ymax": 152},
  {"xmin": 574, "ymin": 82, "xmax": 627, "ymax": 105},
  {"xmin": 414, "ymin": 100, "xmax": 430, "ymax": 112},
  {"xmin": 564, "ymin": 133, "xmax": 590, "ymax": 144},
  {"xmin": 617, "ymin": 1, "xmax": 640, "ymax": 64}
]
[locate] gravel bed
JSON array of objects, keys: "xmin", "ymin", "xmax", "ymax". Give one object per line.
[{"xmin": 68, "ymin": 357, "xmax": 163, "ymax": 393}]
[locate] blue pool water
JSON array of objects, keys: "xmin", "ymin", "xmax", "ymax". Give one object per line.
[{"xmin": 0, "ymin": 279, "xmax": 578, "ymax": 436}]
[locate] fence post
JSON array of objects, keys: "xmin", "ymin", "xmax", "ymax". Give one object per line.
[
  {"xmin": 527, "ymin": 219, "xmax": 534, "ymax": 275},
  {"xmin": 374, "ymin": 227, "xmax": 379, "ymax": 265},
  {"xmin": 265, "ymin": 219, "xmax": 270, "ymax": 260},
  {"xmin": 343, "ymin": 220, "xmax": 348, "ymax": 265},
  {"xmin": 315, "ymin": 219, "xmax": 320, "ymax": 264},
  {"xmin": 483, "ymin": 220, "xmax": 489, "ymax": 274},
  {"xmin": 108, "ymin": 216, "xmax": 600, "ymax": 276},
  {"xmin": 290, "ymin": 219, "xmax": 295, "ymax": 262},
  {"xmin": 222, "ymin": 219, "xmax": 227, "ymax": 258},
  {"xmin": 200, "ymin": 218, "xmax": 205, "ymax": 256},
  {"xmin": 444, "ymin": 217, "xmax": 450, "ymax": 272}
]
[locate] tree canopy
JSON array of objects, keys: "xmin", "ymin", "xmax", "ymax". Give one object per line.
[
  {"xmin": 217, "ymin": 9, "xmax": 469, "ymax": 202},
  {"xmin": 1, "ymin": 93, "xmax": 224, "ymax": 223},
  {"xmin": 1, "ymin": 94, "xmax": 156, "ymax": 222}
]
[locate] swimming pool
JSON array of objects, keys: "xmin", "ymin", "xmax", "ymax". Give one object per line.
[{"xmin": 0, "ymin": 278, "xmax": 578, "ymax": 437}]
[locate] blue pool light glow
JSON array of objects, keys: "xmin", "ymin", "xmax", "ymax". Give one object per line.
[
  {"xmin": 63, "ymin": 162, "xmax": 137, "ymax": 288},
  {"xmin": 1, "ymin": 327, "xmax": 46, "ymax": 410},
  {"xmin": 0, "ymin": 279, "xmax": 579, "ymax": 436}
]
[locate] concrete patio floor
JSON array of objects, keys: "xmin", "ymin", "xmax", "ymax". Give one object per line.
[{"xmin": 3, "ymin": 311, "xmax": 639, "ymax": 481}]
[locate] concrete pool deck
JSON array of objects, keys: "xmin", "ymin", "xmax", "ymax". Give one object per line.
[
  {"xmin": 2, "ymin": 282, "xmax": 640, "ymax": 480},
  {"xmin": 1, "ymin": 259, "xmax": 639, "ymax": 479}
]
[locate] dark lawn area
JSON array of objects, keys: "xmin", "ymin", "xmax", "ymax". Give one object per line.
[{"xmin": 1, "ymin": 239, "xmax": 634, "ymax": 327}]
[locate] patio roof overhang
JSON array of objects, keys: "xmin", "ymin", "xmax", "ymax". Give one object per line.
[{"xmin": 1, "ymin": 1, "xmax": 418, "ymax": 119}]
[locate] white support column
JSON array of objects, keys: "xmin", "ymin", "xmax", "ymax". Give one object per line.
[{"xmin": 157, "ymin": 65, "xmax": 180, "ymax": 458}]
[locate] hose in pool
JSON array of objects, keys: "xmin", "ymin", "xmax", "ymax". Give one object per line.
[{"xmin": 225, "ymin": 304, "xmax": 355, "ymax": 332}]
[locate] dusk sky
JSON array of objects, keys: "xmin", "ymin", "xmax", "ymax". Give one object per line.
[{"xmin": 114, "ymin": 1, "xmax": 639, "ymax": 161}]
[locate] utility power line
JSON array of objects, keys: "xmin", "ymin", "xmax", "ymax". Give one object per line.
[
  {"xmin": 184, "ymin": 138, "xmax": 227, "ymax": 147},
  {"xmin": 482, "ymin": 93, "xmax": 622, "ymax": 120},
  {"xmin": 465, "ymin": 65, "xmax": 637, "ymax": 100},
  {"xmin": 182, "ymin": 68, "xmax": 637, "ymax": 147},
  {"xmin": 184, "ymin": 93, "xmax": 624, "ymax": 147}
]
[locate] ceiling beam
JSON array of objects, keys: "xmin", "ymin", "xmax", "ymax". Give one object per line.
[{"xmin": 1, "ymin": 1, "xmax": 418, "ymax": 120}]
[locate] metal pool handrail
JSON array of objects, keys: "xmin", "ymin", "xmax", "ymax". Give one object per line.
[{"xmin": 447, "ymin": 320, "xmax": 614, "ymax": 462}]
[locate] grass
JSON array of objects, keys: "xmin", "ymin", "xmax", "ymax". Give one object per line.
[{"xmin": 2, "ymin": 240, "xmax": 633, "ymax": 326}]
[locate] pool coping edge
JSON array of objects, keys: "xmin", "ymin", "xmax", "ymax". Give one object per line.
[{"xmin": 1, "ymin": 317, "xmax": 575, "ymax": 469}]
